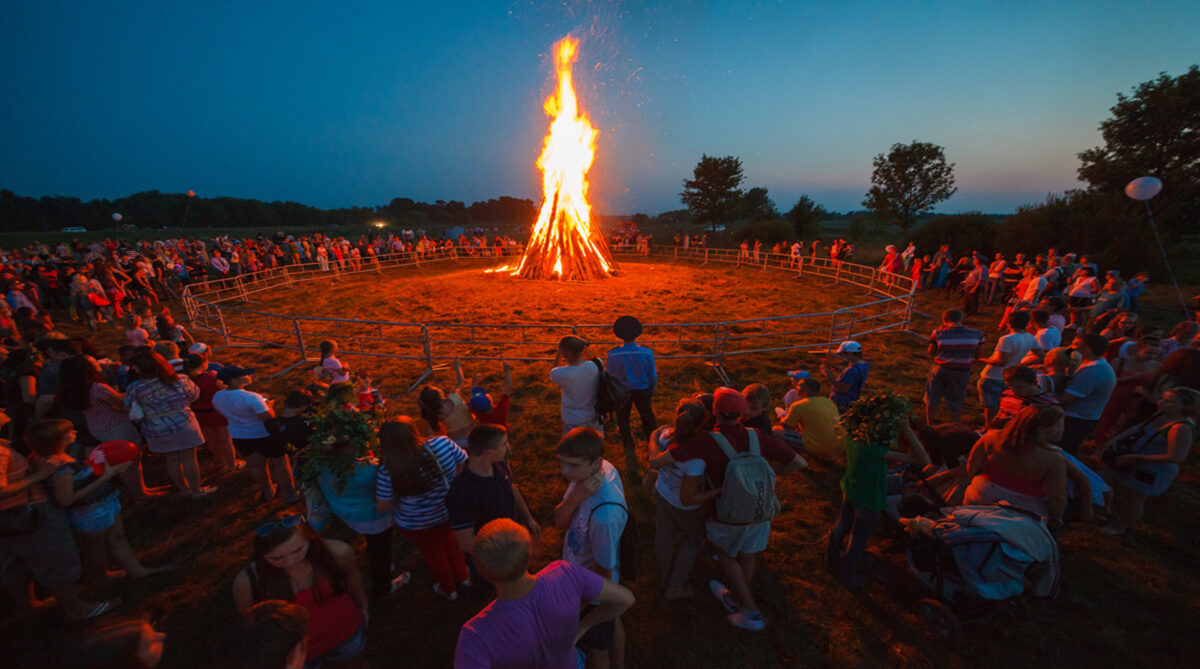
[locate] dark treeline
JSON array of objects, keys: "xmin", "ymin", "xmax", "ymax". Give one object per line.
[{"xmin": 0, "ymin": 190, "xmax": 538, "ymax": 232}]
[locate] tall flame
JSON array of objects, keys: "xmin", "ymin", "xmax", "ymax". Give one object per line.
[{"xmin": 507, "ymin": 35, "xmax": 617, "ymax": 280}]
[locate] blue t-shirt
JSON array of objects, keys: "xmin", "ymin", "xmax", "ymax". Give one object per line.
[
  {"xmin": 317, "ymin": 461, "xmax": 389, "ymax": 525},
  {"xmin": 375, "ymin": 435, "xmax": 467, "ymax": 531},
  {"xmin": 830, "ymin": 362, "xmax": 869, "ymax": 409},
  {"xmin": 1063, "ymin": 358, "xmax": 1117, "ymax": 420}
]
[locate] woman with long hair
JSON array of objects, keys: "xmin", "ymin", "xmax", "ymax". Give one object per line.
[
  {"xmin": 645, "ymin": 397, "xmax": 710, "ymax": 600},
  {"xmin": 59, "ymin": 355, "xmax": 155, "ymax": 499},
  {"xmin": 231, "ymin": 513, "xmax": 368, "ymax": 667},
  {"xmin": 0, "ymin": 346, "xmax": 40, "ymax": 451},
  {"xmin": 124, "ymin": 352, "xmax": 211, "ymax": 498},
  {"xmin": 374, "ymin": 416, "xmax": 469, "ymax": 600},
  {"xmin": 1099, "ymin": 387, "xmax": 1198, "ymax": 535},
  {"xmin": 963, "ymin": 404, "xmax": 1069, "ymax": 527}
]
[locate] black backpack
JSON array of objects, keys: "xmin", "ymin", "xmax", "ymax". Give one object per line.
[
  {"xmin": 588, "ymin": 501, "xmax": 639, "ymax": 582},
  {"xmin": 591, "ymin": 358, "xmax": 631, "ymax": 423}
]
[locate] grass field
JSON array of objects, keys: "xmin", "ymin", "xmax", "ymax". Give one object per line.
[{"xmin": 3, "ymin": 255, "xmax": 1198, "ymax": 668}]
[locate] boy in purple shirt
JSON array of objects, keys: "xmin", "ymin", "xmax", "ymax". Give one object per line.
[{"xmin": 454, "ymin": 519, "xmax": 634, "ymax": 669}]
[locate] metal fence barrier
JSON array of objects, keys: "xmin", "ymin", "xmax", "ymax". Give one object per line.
[{"xmin": 181, "ymin": 245, "xmax": 916, "ymax": 389}]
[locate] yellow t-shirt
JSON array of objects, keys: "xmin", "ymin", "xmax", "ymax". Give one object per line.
[{"xmin": 781, "ymin": 397, "xmax": 845, "ymax": 458}]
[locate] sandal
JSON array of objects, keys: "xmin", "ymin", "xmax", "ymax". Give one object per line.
[{"xmin": 389, "ymin": 571, "xmax": 412, "ymax": 594}]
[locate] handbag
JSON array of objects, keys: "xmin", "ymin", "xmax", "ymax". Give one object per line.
[{"xmin": 0, "ymin": 487, "xmax": 40, "ymax": 538}]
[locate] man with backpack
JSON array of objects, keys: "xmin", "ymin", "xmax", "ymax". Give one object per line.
[
  {"xmin": 651, "ymin": 388, "xmax": 807, "ymax": 631},
  {"xmin": 554, "ymin": 427, "xmax": 629, "ymax": 667}
]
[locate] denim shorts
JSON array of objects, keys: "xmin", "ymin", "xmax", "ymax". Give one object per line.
[
  {"xmin": 68, "ymin": 493, "xmax": 121, "ymax": 534},
  {"xmin": 978, "ymin": 378, "xmax": 1008, "ymax": 409},
  {"xmin": 303, "ymin": 624, "xmax": 366, "ymax": 669}
]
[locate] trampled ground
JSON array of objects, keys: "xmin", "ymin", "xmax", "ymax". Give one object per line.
[{"xmin": 3, "ymin": 255, "xmax": 1198, "ymax": 668}]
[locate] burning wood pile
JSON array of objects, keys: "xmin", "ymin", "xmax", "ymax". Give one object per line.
[{"xmin": 499, "ymin": 36, "xmax": 618, "ymax": 281}]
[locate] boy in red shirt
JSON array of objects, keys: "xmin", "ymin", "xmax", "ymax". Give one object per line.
[{"xmin": 469, "ymin": 362, "xmax": 513, "ymax": 430}]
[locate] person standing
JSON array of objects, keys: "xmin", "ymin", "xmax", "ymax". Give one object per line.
[
  {"xmin": 549, "ymin": 336, "xmax": 600, "ymax": 434},
  {"xmin": 213, "ymin": 366, "xmax": 297, "ymax": 503},
  {"xmin": 606, "ymin": 316, "xmax": 658, "ymax": 452},
  {"xmin": 125, "ymin": 352, "xmax": 213, "ymax": 498},
  {"xmin": 924, "ymin": 309, "xmax": 985, "ymax": 425},
  {"xmin": 824, "ymin": 341, "xmax": 869, "ymax": 413},
  {"xmin": 976, "ymin": 311, "xmax": 1042, "ymax": 429}
]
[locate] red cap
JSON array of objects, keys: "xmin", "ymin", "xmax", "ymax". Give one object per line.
[{"xmin": 713, "ymin": 387, "xmax": 749, "ymax": 415}]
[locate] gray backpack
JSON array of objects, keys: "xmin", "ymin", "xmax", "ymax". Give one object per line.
[{"xmin": 710, "ymin": 429, "xmax": 780, "ymax": 525}]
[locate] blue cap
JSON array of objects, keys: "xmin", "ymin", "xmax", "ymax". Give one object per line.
[
  {"xmin": 469, "ymin": 387, "xmax": 492, "ymax": 413},
  {"xmin": 786, "ymin": 370, "xmax": 810, "ymax": 381}
]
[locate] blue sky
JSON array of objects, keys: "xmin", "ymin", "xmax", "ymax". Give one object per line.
[{"xmin": 2, "ymin": 1, "xmax": 1197, "ymax": 216}]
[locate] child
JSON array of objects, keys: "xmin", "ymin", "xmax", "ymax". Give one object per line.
[
  {"xmin": 313, "ymin": 340, "xmax": 350, "ymax": 385},
  {"xmin": 124, "ymin": 315, "xmax": 151, "ymax": 348},
  {"xmin": 740, "ymin": 384, "xmax": 772, "ymax": 433},
  {"xmin": 417, "ymin": 359, "xmax": 474, "ymax": 447},
  {"xmin": 827, "ymin": 415, "xmax": 929, "ymax": 588},
  {"xmin": 554, "ymin": 427, "xmax": 628, "ymax": 666},
  {"xmin": 28, "ymin": 420, "xmax": 170, "ymax": 584},
  {"xmin": 550, "ymin": 336, "xmax": 600, "ymax": 434},
  {"xmin": 825, "ymin": 341, "xmax": 869, "ymax": 413},
  {"xmin": 468, "ymin": 362, "xmax": 513, "ymax": 430},
  {"xmin": 993, "ymin": 366, "xmax": 1059, "ymax": 428},
  {"xmin": 645, "ymin": 399, "xmax": 709, "ymax": 600},
  {"xmin": 446, "ymin": 424, "xmax": 539, "ymax": 599}
]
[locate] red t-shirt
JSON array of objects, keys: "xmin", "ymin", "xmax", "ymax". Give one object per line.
[
  {"xmin": 472, "ymin": 394, "xmax": 511, "ymax": 429},
  {"xmin": 190, "ymin": 371, "xmax": 227, "ymax": 427},
  {"xmin": 669, "ymin": 423, "xmax": 795, "ymax": 490}
]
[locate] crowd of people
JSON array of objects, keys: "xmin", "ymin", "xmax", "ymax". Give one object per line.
[{"xmin": 0, "ymin": 232, "xmax": 1197, "ymax": 668}]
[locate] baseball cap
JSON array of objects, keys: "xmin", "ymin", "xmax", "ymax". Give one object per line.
[
  {"xmin": 835, "ymin": 340, "xmax": 863, "ymax": 354},
  {"xmin": 188, "ymin": 342, "xmax": 210, "ymax": 355},
  {"xmin": 469, "ymin": 387, "xmax": 493, "ymax": 413},
  {"xmin": 786, "ymin": 370, "xmax": 811, "ymax": 382},
  {"xmin": 216, "ymin": 365, "xmax": 256, "ymax": 382},
  {"xmin": 713, "ymin": 387, "xmax": 749, "ymax": 416}
]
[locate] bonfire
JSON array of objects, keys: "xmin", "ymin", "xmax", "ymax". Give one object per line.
[{"xmin": 502, "ymin": 35, "xmax": 618, "ymax": 281}]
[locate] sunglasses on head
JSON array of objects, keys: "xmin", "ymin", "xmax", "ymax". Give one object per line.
[{"xmin": 255, "ymin": 513, "xmax": 303, "ymax": 537}]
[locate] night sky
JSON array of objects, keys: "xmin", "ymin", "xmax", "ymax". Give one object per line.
[{"xmin": 2, "ymin": 1, "xmax": 1197, "ymax": 215}]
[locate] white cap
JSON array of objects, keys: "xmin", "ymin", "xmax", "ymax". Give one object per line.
[
  {"xmin": 188, "ymin": 343, "xmax": 209, "ymax": 354},
  {"xmin": 835, "ymin": 340, "xmax": 863, "ymax": 354}
]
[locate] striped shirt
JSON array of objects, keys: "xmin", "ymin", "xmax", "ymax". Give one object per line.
[
  {"xmin": 929, "ymin": 325, "xmax": 985, "ymax": 370},
  {"xmin": 375, "ymin": 435, "xmax": 467, "ymax": 531}
]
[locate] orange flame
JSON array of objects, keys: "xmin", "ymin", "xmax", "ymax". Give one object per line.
[{"xmin": 502, "ymin": 35, "xmax": 617, "ymax": 280}]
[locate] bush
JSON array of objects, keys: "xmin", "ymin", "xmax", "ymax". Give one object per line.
[
  {"xmin": 910, "ymin": 213, "xmax": 997, "ymax": 256},
  {"xmin": 733, "ymin": 218, "xmax": 794, "ymax": 244}
]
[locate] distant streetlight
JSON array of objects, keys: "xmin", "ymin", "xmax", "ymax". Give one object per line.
[
  {"xmin": 112, "ymin": 213, "xmax": 123, "ymax": 221},
  {"xmin": 1125, "ymin": 176, "xmax": 1187, "ymax": 316},
  {"xmin": 183, "ymin": 190, "xmax": 196, "ymax": 228},
  {"xmin": 374, "ymin": 221, "xmax": 386, "ymax": 229}
]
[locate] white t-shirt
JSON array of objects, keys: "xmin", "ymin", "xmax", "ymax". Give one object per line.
[
  {"xmin": 1021, "ymin": 276, "xmax": 1047, "ymax": 303},
  {"xmin": 549, "ymin": 362, "xmax": 599, "ymax": 428},
  {"xmin": 318, "ymin": 356, "xmax": 350, "ymax": 384},
  {"xmin": 562, "ymin": 460, "xmax": 627, "ymax": 581},
  {"xmin": 982, "ymin": 331, "xmax": 1039, "ymax": 381},
  {"xmin": 650, "ymin": 428, "xmax": 706, "ymax": 510},
  {"xmin": 212, "ymin": 389, "xmax": 271, "ymax": 439}
]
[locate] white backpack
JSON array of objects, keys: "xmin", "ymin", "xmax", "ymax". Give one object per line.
[{"xmin": 710, "ymin": 429, "xmax": 780, "ymax": 525}]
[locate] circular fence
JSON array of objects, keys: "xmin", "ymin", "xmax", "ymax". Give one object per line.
[{"xmin": 181, "ymin": 245, "xmax": 916, "ymax": 389}]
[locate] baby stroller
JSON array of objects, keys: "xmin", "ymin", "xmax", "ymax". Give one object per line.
[{"xmin": 902, "ymin": 504, "xmax": 1059, "ymax": 642}]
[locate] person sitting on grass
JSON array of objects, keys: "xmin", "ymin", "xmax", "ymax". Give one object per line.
[
  {"xmin": 217, "ymin": 600, "xmax": 309, "ymax": 669},
  {"xmin": 448, "ymin": 424, "xmax": 541, "ymax": 600},
  {"xmin": 28, "ymin": 419, "xmax": 171, "ymax": 585},
  {"xmin": 468, "ymin": 362, "xmax": 514, "ymax": 430},
  {"xmin": 1098, "ymin": 387, "xmax": 1197, "ymax": 535},
  {"xmin": 739, "ymin": 383, "xmax": 773, "ymax": 433},
  {"xmin": 827, "ymin": 410, "xmax": 929, "ymax": 588},
  {"xmin": 652, "ymin": 388, "xmax": 807, "ymax": 630},
  {"xmin": 554, "ymin": 427, "xmax": 629, "ymax": 667},
  {"xmin": 232, "ymin": 513, "xmax": 368, "ymax": 668},
  {"xmin": 454, "ymin": 519, "xmax": 635, "ymax": 669},
  {"xmin": 644, "ymin": 399, "xmax": 709, "ymax": 601},
  {"xmin": 213, "ymin": 366, "xmax": 298, "ymax": 503},
  {"xmin": 776, "ymin": 378, "xmax": 844, "ymax": 461},
  {"xmin": 962, "ymin": 405, "xmax": 1069, "ymax": 528}
]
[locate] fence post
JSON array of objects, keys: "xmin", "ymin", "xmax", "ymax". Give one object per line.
[
  {"xmin": 293, "ymin": 317, "xmax": 306, "ymax": 365},
  {"xmin": 235, "ymin": 275, "xmax": 248, "ymax": 302},
  {"xmin": 216, "ymin": 305, "xmax": 231, "ymax": 348},
  {"xmin": 867, "ymin": 268, "xmax": 876, "ymax": 295},
  {"xmin": 282, "ymin": 266, "xmax": 294, "ymax": 288}
]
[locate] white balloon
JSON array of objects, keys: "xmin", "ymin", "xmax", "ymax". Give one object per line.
[
  {"xmin": 112, "ymin": 213, "xmax": 123, "ymax": 221},
  {"xmin": 1124, "ymin": 176, "xmax": 1162, "ymax": 201}
]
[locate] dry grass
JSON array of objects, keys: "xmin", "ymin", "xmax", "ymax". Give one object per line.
[{"xmin": 3, "ymin": 256, "xmax": 1199, "ymax": 668}]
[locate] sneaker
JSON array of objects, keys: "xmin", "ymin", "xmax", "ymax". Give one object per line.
[
  {"xmin": 728, "ymin": 610, "xmax": 767, "ymax": 631},
  {"xmin": 388, "ymin": 571, "xmax": 412, "ymax": 594},
  {"xmin": 433, "ymin": 583, "xmax": 459, "ymax": 601},
  {"xmin": 189, "ymin": 486, "xmax": 218, "ymax": 499},
  {"xmin": 709, "ymin": 580, "xmax": 737, "ymax": 614}
]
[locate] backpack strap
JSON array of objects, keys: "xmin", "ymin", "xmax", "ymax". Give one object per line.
[
  {"xmin": 710, "ymin": 431, "xmax": 738, "ymax": 461},
  {"xmin": 587, "ymin": 500, "xmax": 630, "ymax": 523},
  {"xmin": 592, "ymin": 358, "xmax": 604, "ymax": 373},
  {"xmin": 745, "ymin": 427, "xmax": 760, "ymax": 457}
]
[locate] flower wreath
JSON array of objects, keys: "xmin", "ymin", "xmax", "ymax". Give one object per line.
[{"xmin": 296, "ymin": 405, "xmax": 383, "ymax": 493}]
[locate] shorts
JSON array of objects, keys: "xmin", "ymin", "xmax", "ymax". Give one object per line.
[
  {"xmin": 1068, "ymin": 296, "xmax": 1093, "ymax": 309},
  {"xmin": 978, "ymin": 378, "xmax": 1007, "ymax": 409},
  {"xmin": 68, "ymin": 494, "xmax": 121, "ymax": 534},
  {"xmin": 576, "ymin": 606, "xmax": 616, "ymax": 651},
  {"xmin": 926, "ymin": 365, "xmax": 970, "ymax": 412},
  {"xmin": 303, "ymin": 624, "xmax": 366, "ymax": 669},
  {"xmin": 0, "ymin": 502, "xmax": 82, "ymax": 588},
  {"xmin": 234, "ymin": 436, "xmax": 288, "ymax": 458},
  {"xmin": 706, "ymin": 519, "xmax": 770, "ymax": 557}
]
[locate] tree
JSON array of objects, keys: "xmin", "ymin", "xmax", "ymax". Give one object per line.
[
  {"xmin": 739, "ymin": 187, "xmax": 778, "ymax": 221},
  {"xmin": 785, "ymin": 194, "xmax": 826, "ymax": 239},
  {"xmin": 1077, "ymin": 65, "xmax": 1200, "ymax": 235},
  {"xmin": 680, "ymin": 154, "xmax": 745, "ymax": 230},
  {"xmin": 862, "ymin": 141, "xmax": 956, "ymax": 240}
]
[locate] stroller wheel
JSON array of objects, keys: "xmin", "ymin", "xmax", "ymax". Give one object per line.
[{"xmin": 917, "ymin": 599, "xmax": 962, "ymax": 643}]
